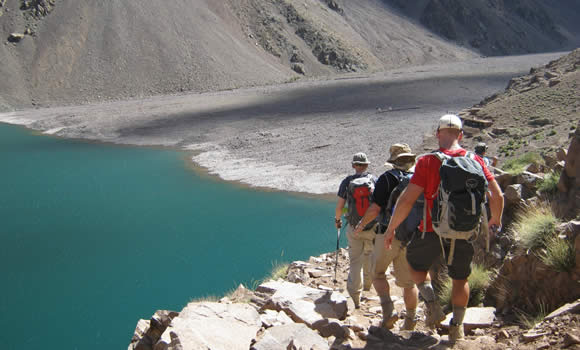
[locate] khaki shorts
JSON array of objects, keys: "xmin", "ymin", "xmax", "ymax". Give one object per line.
[{"xmin": 372, "ymin": 234, "xmax": 414, "ymax": 288}]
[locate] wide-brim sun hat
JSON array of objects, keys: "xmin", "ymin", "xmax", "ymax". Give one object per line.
[
  {"xmin": 438, "ymin": 114, "xmax": 462, "ymax": 130},
  {"xmin": 352, "ymin": 152, "xmax": 370, "ymax": 165},
  {"xmin": 385, "ymin": 143, "xmax": 416, "ymax": 164}
]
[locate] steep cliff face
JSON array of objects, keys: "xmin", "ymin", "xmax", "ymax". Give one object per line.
[{"xmin": 383, "ymin": 0, "xmax": 580, "ymax": 56}]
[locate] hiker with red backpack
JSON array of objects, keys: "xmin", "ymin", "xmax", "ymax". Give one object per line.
[
  {"xmin": 335, "ymin": 152, "xmax": 377, "ymax": 309},
  {"xmin": 353, "ymin": 143, "xmax": 421, "ymax": 331},
  {"xmin": 383, "ymin": 114, "xmax": 504, "ymax": 343}
]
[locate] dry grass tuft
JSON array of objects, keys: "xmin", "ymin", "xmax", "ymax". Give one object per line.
[
  {"xmin": 438, "ymin": 264, "xmax": 492, "ymax": 308},
  {"xmin": 512, "ymin": 204, "xmax": 558, "ymax": 251}
]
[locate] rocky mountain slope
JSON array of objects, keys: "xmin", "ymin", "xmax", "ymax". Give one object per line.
[
  {"xmin": 0, "ymin": 0, "xmax": 474, "ymax": 110},
  {"xmin": 423, "ymin": 48, "xmax": 580, "ymax": 166},
  {"xmin": 382, "ymin": 0, "xmax": 580, "ymax": 56},
  {"xmin": 1, "ymin": 0, "xmax": 579, "ymax": 111}
]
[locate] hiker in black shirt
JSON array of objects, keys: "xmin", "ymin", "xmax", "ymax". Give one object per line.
[{"xmin": 354, "ymin": 144, "xmax": 419, "ymax": 330}]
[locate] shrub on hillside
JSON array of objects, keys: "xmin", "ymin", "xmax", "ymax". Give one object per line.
[
  {"xmin": 540, "ymin": 236, "xmax": 576, "ymax": 272},
  {"xmin": 538, "ymin": 171, "xmax": 561, "ymax": 195},
  {"xmin": 502, "ymin": 152, "xmax": 544, "ymax": 175},
  {"xmin": 512, "ymin": 204, "xmax": 558, "ymax": 251},
  {"xmin": 438, "ymin": 264, "xmax": 492, "ymax": 308}
]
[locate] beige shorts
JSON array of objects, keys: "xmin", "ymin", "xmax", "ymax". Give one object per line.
[{"xmin": 372, "ymin": 234, "xmax": 414, "ymax": 288}]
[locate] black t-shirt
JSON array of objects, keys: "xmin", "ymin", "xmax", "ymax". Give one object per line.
[{"xmin": 371, "ymin": 170, "xmax": 401, "ymax": 208}]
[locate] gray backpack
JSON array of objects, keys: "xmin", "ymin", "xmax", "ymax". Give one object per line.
[{"xmin": 430, "ymin": 151, "xmax": 489, "ymax": 264}]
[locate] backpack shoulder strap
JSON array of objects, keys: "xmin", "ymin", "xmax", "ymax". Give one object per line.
[
  {"xmin": 431, "ymin": 150, "xmax": 451, "ymax": 162},
  {"xmin": 386, "ymin": 168, "xmax": 403, "ymax": 182}
]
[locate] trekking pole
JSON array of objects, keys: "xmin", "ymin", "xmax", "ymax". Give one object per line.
[{"xmin": 333, "ymin": 226, "xmax": 341, "ymax": 284}]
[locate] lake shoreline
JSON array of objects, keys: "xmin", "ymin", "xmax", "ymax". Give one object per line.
[{"xmin": 0, "ymin": 52, "xmax": 565, "ymax": 194}]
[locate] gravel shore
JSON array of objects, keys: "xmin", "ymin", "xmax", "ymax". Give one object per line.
[{"xmin": 0, "ymin": 53, "xmax": 563, "ymax": 194}]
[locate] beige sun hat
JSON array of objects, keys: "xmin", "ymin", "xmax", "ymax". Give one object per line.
[{"xmin": 385, "ymin": 143, "xmax": 416, "ymax": 165}]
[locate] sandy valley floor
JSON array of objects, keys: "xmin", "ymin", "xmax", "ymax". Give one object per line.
[{"xmin": 0, "ymin": 52, "xmax": 564, "ymax": 194}]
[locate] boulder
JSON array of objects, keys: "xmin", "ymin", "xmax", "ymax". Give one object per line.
[
  {"xmin": 556, "ymin": 131, "xmax": 580, "ymax": 218},
  {"xmin": 260, "ymin": 309, "xmax": 294, "ymax": 328},
  {"xmin": 442, "ymin": 307, "xmax": 496, "ymax": 332},
  {"xmin": 306, "ymin": 268, "xmax": 325, "ymax": 278},
  {"xmin": 504, "ymin": 184, "xmax": 524, "ymax": 206},
  {"xmin": 128, "ymin": 319, "xmax": 150, "ymax": 349},
  {"xmin": 543, "ymin": 154, "xmax": 558, "ymax": 168},
  {"xmin": 516, "ymin": 171, "xmax": 543, "ymax": 191},
  {"xmin": 492, "ymin": 127, "xmax": 508, "ymax": 135},
  {"xmin": 8, "ymin": 33, "xmax": 25, "ymax": 42},
  {"xmin": 557, "ymin": 147, "xmax": 568, "ymax": 162},
  {"xmin": 154, "ymin": 302, "xmax": 261, "ymax": 350},
  {"xmin": 545, "ymin": 299, "xmax": 580, "ymax": 320},
  {"xmin": 524, "ymin": 196, "xmax": 541, "ymax": 209},
  {"xmin": 128, "ymin": 310, "xmax": 179, "ymax": 350},
  {"xmin": 554, "ymin": 160, "xmax": 565, "ymax": 174},
  {"xmin": 525, "ymin": 163, "xmax": 541, "ymax": 174},
  {"xmin": 528, "ymin": 118, "xmax": 551, "ymax": 126},
  {"xmin": 251, "ymin": 323, "xmax": 328, "ymax": 350},
  {"xmin": 495, "ymin": 172, "xmax": 515, "ymax": 190},
  {"xmin": 557, "ymin": 221, "xmax": 580, "ymax": 238},
  {"xmin": 291, "ymin": 64, "xmax": 305, "ymax": 75},
  {"xmin": 549, "ymin": 79, "xmax": 561, "ymax": 87},
  {"xmin": 221, "ymin": 284, "xmax": 255, "ymax": 304},
  {"xmin": 258, "ymin": 280, "xmax": 348, "ymax": 331},
  {"xmin": 286, "ymin": 261, "xmax": 311, "ymax": 284}
]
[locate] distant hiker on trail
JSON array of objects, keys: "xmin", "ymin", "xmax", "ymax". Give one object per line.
[
  {"xmin": 474, "ymin": 142, "xmax": 497, "ymax": 167},
  {"xmin": 383, "ymin": 114, "xmax": 504, "ymax": 343},
  {"xmin": 353, "ymin": 143, "xmax": 420, "ymax": 330},
  {"xmin": 335, "ymin": 152, "xmax": 377, "ymax": 309}
]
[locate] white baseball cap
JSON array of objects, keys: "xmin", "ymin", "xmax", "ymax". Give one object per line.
[{"xmin": 438, "ymin": 114, "xmax": 462, "ymax": 130}]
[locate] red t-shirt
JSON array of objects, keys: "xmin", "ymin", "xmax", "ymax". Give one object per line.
[{"xmin": 410, "ymin": 147, "xmax": 494, "ymax": 232}]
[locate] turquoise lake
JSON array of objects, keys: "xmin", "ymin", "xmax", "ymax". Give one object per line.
[{"xmin": 0, "ymin": 123, "xmax": 336, "ymax": 350}]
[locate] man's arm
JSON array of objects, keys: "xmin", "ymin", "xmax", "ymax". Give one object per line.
[
  {"xmin": 353, "ymin": 203, "xmax": 381, "ymax": 235},
  {"xmin": 384, "ymin": 183, "xmax": 424, "ymax": 249},
  {"xmin": 335, "ymin": 197, "xmax": 346, "ymax": 229},
  {"xmin": 487, "ymin": 179, "xmax": 504, "ymax": 232}
]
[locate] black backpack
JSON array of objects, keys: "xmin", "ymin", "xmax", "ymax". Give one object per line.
[
  {"xmin": 376, "ymin": 169, "xmax": 424, "ymax": 243},
  {"xmin": 430, "ymin": 151, "xmax": 488, "ymax": 264}
]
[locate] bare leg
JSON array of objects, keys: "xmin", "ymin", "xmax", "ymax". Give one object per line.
[
  {"xmin": 372, "ymin": 278, "xmax": 390, "ymax": 299},
  {"xmin": 451, "ymin": 279, "xmax": 469, "ymax": 307},
  {"xmin": 403, "ymin": 285, "xmax": 418, "ymax": 310}
]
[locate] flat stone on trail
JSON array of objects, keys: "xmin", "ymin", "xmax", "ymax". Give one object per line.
[
  {"xmin": 306, "ymin": 268, "xmax": 325, "ymax": 278},
  {"xmin": 260, "ymin": 309, "xmax": 294, "ymax": 328},
  {"xmin": 545, "ymin": 299, "xmax": 580, "ymax": 319},
  {"xmin": 258, "ymin": 280, "xmax": 348, "ymax": 331},
  {"xmin": 155, "ymin": 302, "xmax": 261, "ymax": 350},
  {"xmin": 251, "ymin": 323, "xmax": 328, "ymax": 350},
  {"xmin": 442, "ymin": 307, "xmax": 496, "ymax": 331}
]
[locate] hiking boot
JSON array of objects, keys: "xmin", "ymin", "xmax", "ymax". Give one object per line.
[
  {"xmin": 380, "ymin": 312, "xmax": 399, "ymax": 329},
  {"xmin": 351, "ymin": 294, "xmax": 361, "ymax": 309},
  {"xmin": 449, "ymin": 320, "xmax": 464, "ymax": 343},
  {"xmin": 424, "ymin": 302, "xmax": 445, "ymax": 329},
  {"xmin": 380, "ymin": 302, "xmax": 398, "ymax": 329},
  {"xmin": 401, "ymin": 315, "xmax": 418, "ymax": 331}
]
